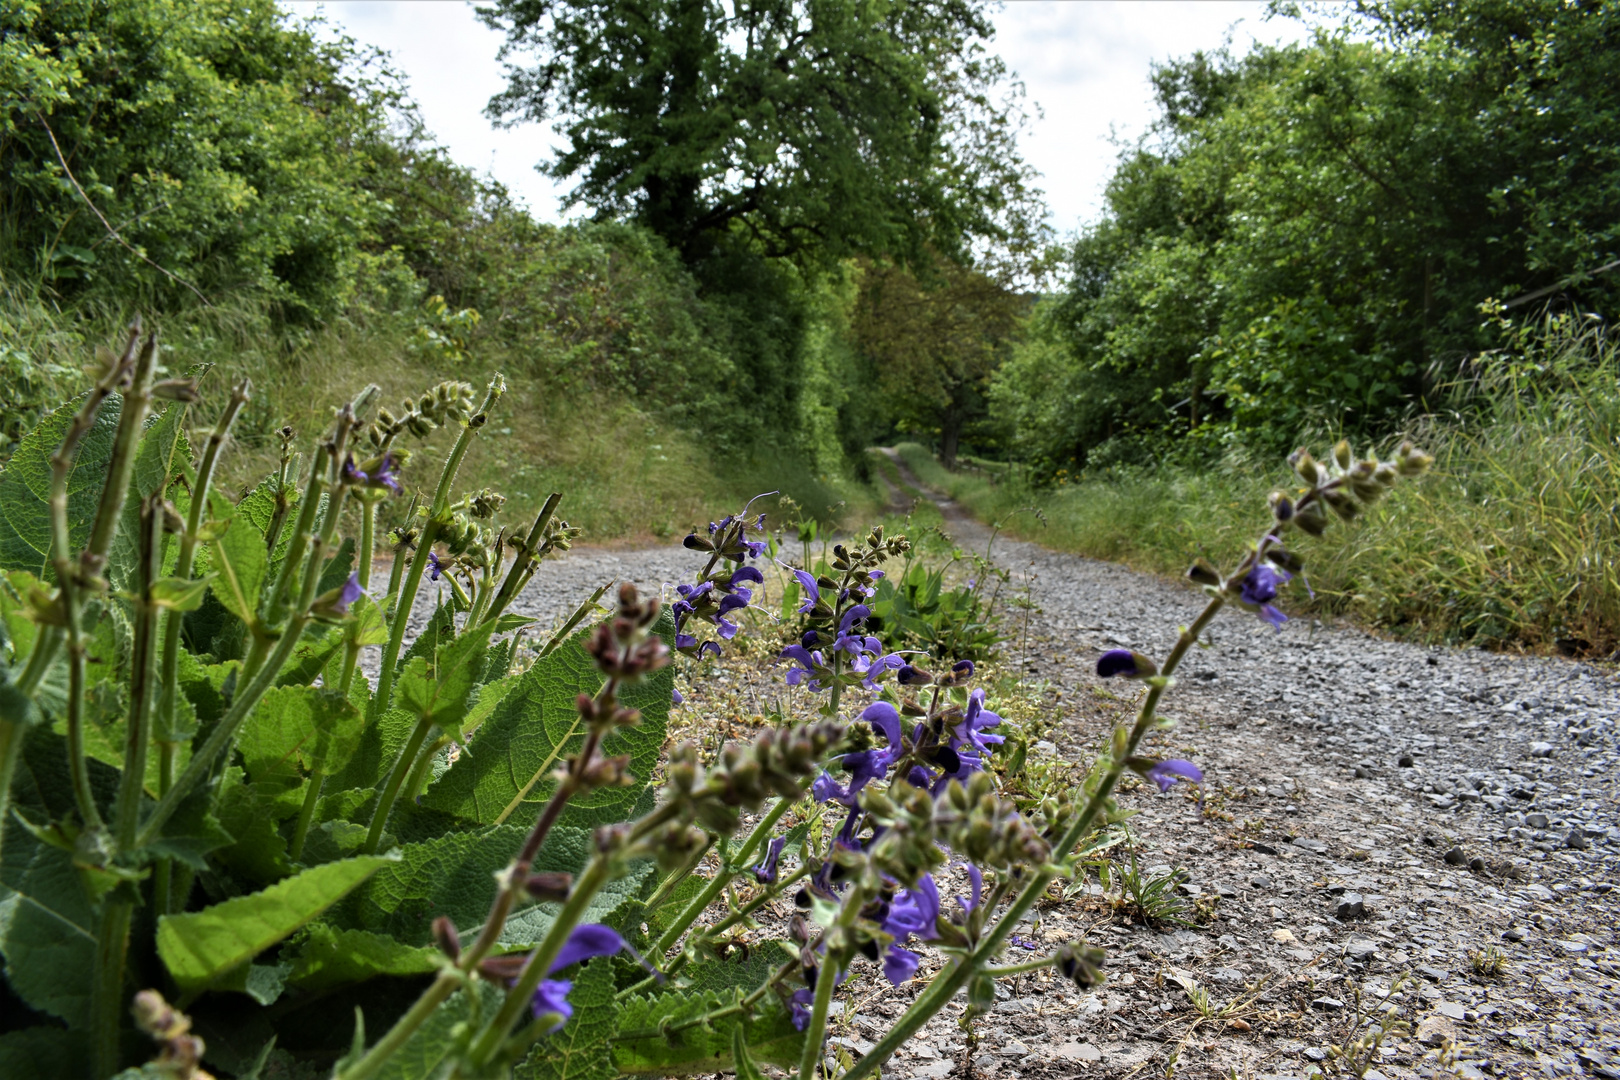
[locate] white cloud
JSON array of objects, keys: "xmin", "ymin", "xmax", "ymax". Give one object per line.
[{"xmin": 278, "ymin": 0, "xmax": 1314, "ymax": 232}]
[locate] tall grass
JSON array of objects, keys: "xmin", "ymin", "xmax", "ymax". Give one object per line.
[
  {"xmin": 0, "ymin": 285, "xmax": 881, "ymax": 543},
  {"xmin": 900, "ymin": 315, "xmax": 1620, "ymax": 654}
]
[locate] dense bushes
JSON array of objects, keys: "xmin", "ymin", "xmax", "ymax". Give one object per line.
[{"xmin": 995, "ymin": 0, "xmax": 1620, "ymax": 475}]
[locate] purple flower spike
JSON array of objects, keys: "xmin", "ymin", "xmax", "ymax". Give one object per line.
[
  {"xmin": 1096, "ymin": 649, "xmax": 1139, "ymax": 678},
  {"xmin": 311, "ymin": 572, "xmax": 366, "ymax": 622},
  {"xmin": 789, "ymin": 987, "xmax": 814, "ymax": 1031},
  {"xmin": 1144, "ymin": 759, "xmax": 1204, "ymax": 793},
  {"xmin": 530, "ymin": 979, "xmax": 574, "ymax": 1031}
]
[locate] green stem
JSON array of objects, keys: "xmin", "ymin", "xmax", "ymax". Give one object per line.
[
  {"xmin": 796, "ymin": 884, "xmax": 865, "ymax": 1080},
  {"xmin": 369, "ymin": 521, "xmax": 438, "ymax": 726},
  {"xmin": 363, "ymin": 716, "xmax": 433, "ymax": 855},
  {"xmin": 653, "ymin": 799, "xmax": 790, "ymax": 958},
  {"xmin": 839, "ymin": 593, "xmax": 1228, "ymax": 1080},
  {"xmin": 111, "ymin": 497, "xmax": 164, "ymax": 852},
  {"xmin": 332, "ymin": 970, "xmax": 463, "ymax": 1080},
  {"xmin": 137, "ymin": 481, "xmax": 353, "ymax": 848},
  {"xmin": 14, "ymin": 625, "xmax": 62, "ymax": 696},
  {"xmin": 402, "ymin": 736, "xmax": 447, "ymax": 801},
  {"xmin": 983, "ymin": 956, "xmax": 1058, "ymax": 978},
  {"xmin": 262, "ymin": 445, "xmax": 331, "ymax": 631},
  {"xmin": 90, "ymin": 897, "xmax": 134, "ymax": 1079},
  {"xmin": 288, "ymin": 770, "xmax": 324, "ymax": 863},
  {"xmin": 0, "ymin": 720, "xmax": 23, "ymax": 867},
  {"xmin": 483, "ymin": 492, "xmax": 560, "ymax": 625},
  {"xmin": 467, "ymin": 856, "xmax": 612, "ymax": 1064}
]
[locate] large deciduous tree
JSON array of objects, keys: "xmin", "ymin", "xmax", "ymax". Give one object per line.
[
  {"xmin": 478, "ymin": 0, "xmax": 1043, "ymax": 269},
  {"xmin": 854, "ymin": 255, "xmax": 1024, "ymax": 467}
]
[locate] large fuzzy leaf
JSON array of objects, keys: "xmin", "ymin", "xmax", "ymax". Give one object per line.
[
  {"xmin": 611, "ymin": 984, "xmax": 805, "ymax": 1076},
  {"xmin": 395, "ymin": 623, "xmax": 495, "ymax": 738},
  {"xmin": 209, "ymin": 512, "xmax": 268, "ymax": 627},
  {"xmin": 0, "ymin": 391, "xmax": 121, "ymax": 577},
  {"xmin": 515, "ymin": 954, "xmax": 616, "ymax": 1080},
  {"xmin": 239, "ymin": 684, "xmax": 364, "ymax": 783},
  {"xmin": 0, "ymin": 819, "xmax": 97, "ymax": 1027},
  {"xmin": 0, "ymin": 1027, "xmax": 85, "ymax": 1077},
  {"xmin": 420, "ymin": 619, "xmax": 672, "ymax": 831},
  {"xmin": 157, "ymin": 854, "xmax": 397, "ymax": 993},
  {"xmin": 283, "ymin": 925, "xmax": 439, "ymax": 991},
  {"xmin": 331, "ymin": 825, "xmax": 653, "ymax": 950},
  {"xmin": 108, "ymin": 399, "xmax": 190, "ymax": 593},
  {"xmin": 369, "ymin": 987, "xmax": 498, "ymax": 1080}
]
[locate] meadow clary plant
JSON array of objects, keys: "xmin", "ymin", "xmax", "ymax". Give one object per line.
[{"xmin": 0, "ymin": 320, "xmax": 1428, "ymax": 1080}]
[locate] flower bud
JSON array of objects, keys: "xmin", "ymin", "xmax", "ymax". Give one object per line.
[
  {"xmin": 1185, "ymin": 559, "xmax": 1221, "ymax": 587},
  {"xmin": 1269, "ymin": 491, "xmax": 1294, "ymax": 522},
  {"xmin": 1333, "ymin": 439, "xmax": 1353, "ymax": 471},
  {"xmin": 432, "ymin": 916, "xmax": 462, "ymax": 961},
  {"xmin": 152, "ymin": 378, "xmax": 201, "ymax": 402},
  {"xmin": 1289, "ymin": 449, "xmax": 1319, "ymax": 485},
  {"xmin": 523, "ymin": 872, "xmax": 574, "ymax": 902}
]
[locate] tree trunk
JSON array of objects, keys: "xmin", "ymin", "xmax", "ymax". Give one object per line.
[{"xmin": 939, "ymin": 423, "xmax": 960, "ymax": 470}]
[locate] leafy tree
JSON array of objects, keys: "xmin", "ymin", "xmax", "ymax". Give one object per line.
[
  {"xmin": 478, "ymin": 0, "xmax": 1044, "ymax": 269},
  {"xmin": 1018, "ymin": 0, "xmax": 1620, "ymax": 468},
  {"xmin": 854, "ymin": 255, "xmax": 1023, "ymax": 467},
  {"xmin": 0, "ymin": 0, "xmax": 395, "ymax": 317}
]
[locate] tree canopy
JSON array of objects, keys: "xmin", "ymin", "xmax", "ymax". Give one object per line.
[
  {"xmin": 478, "ymin": 0, "xmax": 1044, "ymax": 269},
  {"xmin": 994, "ymin": 0, "xmax": 1620, "ymax": 474}
]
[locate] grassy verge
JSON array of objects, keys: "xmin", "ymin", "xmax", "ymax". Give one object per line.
[
  {"xmin": 895, "ymin": 320, "xmax": 1620, "ymax": 654},
  {"xmin": 0, "ymin": 290, "xmax": 882, "ymax": 545}
]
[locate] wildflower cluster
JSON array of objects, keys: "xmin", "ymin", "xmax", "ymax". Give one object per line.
[
  {"xmin": 672, "ymin": 498, "xmax": 771, "ymax": 658},
  {"xmin": 778, "ymin": 525, "xmax": 913, "ymax": 705}
]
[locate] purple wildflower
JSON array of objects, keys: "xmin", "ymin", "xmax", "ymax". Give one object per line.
[
  {"xmin": 1240, "ymin": 565, "xmax": 1290, "ymax": 631},
  {"xmin": 1143, "ymin": 759, "xmax": 1204, "ymax": 793},
  {"xmin": 427, "ymin": 551, "xmax": 444, "ymax": 582},
  {"xmin": 528, "ymin": 924, "xmax": 626, "ymax": 1032},
  {"xmin": 311, "ymin": 572, "xmax": 366, "ymax": 622},
  {"xmin": 883, "ymin": 946, "xmax": 921, "ymax": 985},
  {"xmin": 792, "ymin": 569, "xmax": 821, "ymax": 614},
  {"xmin": 789, "ymin": 987, "xmax": 815, "ymax": 1031},
  {"xmin": 752, "ymin": 836, "xmax": 786, "ymax": 884},
  {"xmin": 1096, "ymin": 649, "xmax": 1139, "ymax": 678}
]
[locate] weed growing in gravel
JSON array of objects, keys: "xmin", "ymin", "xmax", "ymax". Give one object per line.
[
  {"xmin": 1470, "ymin": 945, "xmax": 1510, "ymax": 977},
  {"xmin": 0, "ymin": 321, "xmax": 1431, "ymax": 1079}
]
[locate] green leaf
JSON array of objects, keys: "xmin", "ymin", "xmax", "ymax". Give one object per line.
[
  {"xmin": 731, "ymin": 1025, "xmax": 766, "ymax": 1080},
  {"xmin": 611, "ymin": 986, "xmax": 804, "ymax": 1076},
  {"xmin": 0, "ymin": 1027, "xmax": 85, "ymax": 1077},
  {"xmin": 109, "ymin": 400, "xmax": 191, "ymax": 593},
  {"xmin": 150, "ymin": 575, "xmax": 214, "ymax": 611},
  {"xmin": 330, "ymin": 825, "xmax": 652, "ymax": 951},
  {"xmin": 369, "ymin": 988, "xmax": 496, "ymax": 1080},
  {"xmin": 239, "ymin": 684, "xmax": 365, "ymax": 783},
  {"xmin": 491, "ymin": 613, "xmax": 538, "ymax": 633},
  {"xmin": 0, "ymin": 819, "xmax": 97, "ymax": 1027},
  {"xmin": 396, "ymin": 623, "xmax": 495, "ymax": 737},
  {"xmin": 683, "ymin": 946, "xmax": 792, "ymax": 998},
  {"xmin": 283, "ymin": 925, "xmax": 440, "ymax": 991},
  {"xmin": 156, "ymin": 853, "xmax": 397, "ymax": 993},
  {"xmin": 135, "ymin": 787, "xmax": 234, "ymax": 870},
  {"xmin": 420, "ymin": 620, "xmax": 671, "ymax": 830},
  {"xmin": 0, "ymin": 391, "xmax": 122, "ymax": 577},
  {"xmin": 515, "ymin": 953, "xmax": 616, "ymax": 1080},
  {"xmin": 210, "ymin": 513, "xmax": 268, "ymax": 626}
]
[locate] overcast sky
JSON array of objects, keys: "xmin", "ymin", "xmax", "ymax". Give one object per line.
[{"xmin": 280, "ymin": 1, "xmax": 1315, "ymax": 236}]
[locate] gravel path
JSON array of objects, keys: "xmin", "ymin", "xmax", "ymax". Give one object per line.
[{"xmin": 393, "ymin": 461, "xmax": 1620, "ymax": 1080}]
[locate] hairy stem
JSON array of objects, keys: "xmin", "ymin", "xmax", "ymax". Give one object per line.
[
  {"xmin": 796, "ymin": 885, "xmax": 865, "ymax": 1080},
  {"xmin": 362, "ymin": 715, "xmax": 434, "ymax": 855},
  {"xmin": 90, "ymin": 896, "xmax": 134, "ymax": 1079},
  {"xmin": 482, "ymin": 492, "xmax": 560, "ymax": 625}
]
